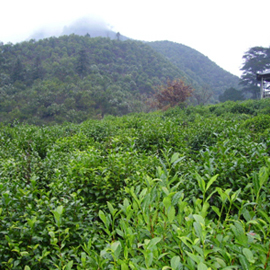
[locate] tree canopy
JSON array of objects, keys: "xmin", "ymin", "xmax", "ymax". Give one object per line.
[
  {"xmin": 219, "ymin": 87, "xmax": 244, "ymax": 102},
  {"xmin": 0, "ymin": 35, "xmax": 189, "ymax": 124},
  {"xmin": 148, "ymin": 41, "xmax": 240, "ymax": 100},
  {"xmin": 240, "ymin": 46, "xmax": 270, "ymax": 99},
  {"xmin": 150, "ymin": 79, "xmax": 194, "ymax": 110}
]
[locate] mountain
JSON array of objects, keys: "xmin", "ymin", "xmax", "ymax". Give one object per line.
[
  {"xmin": 148, "ymin": 41, "xmax": 240, "ymax": 99},
  {"xmin": 0, "ymin": 32, "xmax": 243, "ymax": 125},
  {"xmin": 0, "ymin": 35, "xmax": 189, "ymax": 124}
]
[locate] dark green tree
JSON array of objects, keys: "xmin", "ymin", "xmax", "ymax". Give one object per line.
[
  {"xmin": 76, "ymin": 49, "xmax": 89, "ymax": 78},
  {"xmin": 193, "ymin": 84, "xmax": 213, "ymax": 105},
  {"xmin": 11, "ymin": 57, "xmax": 25, "ymax": 83},
  {"xmin": 32, "ymin": 55, "xmax": 45, "ymax": 81},
  {"xmin": 219, "ymin": 87, "xmax": 244, "ymax": 102},
  {"xmin": 240, "ymin": 46, "xmax": 270, "ymax": 99}
]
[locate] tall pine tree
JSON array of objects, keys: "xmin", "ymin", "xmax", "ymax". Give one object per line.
[
  {"xmin": 240, "ymin": 46, "xmax": 270, "ymax": 99},
  {"xmin": 76, "ymin": 49, "xmax": 89, "ymax": 78},
  {"xmin": 11, "ymin": 57, "xmax": 25, "ymax": 83}
]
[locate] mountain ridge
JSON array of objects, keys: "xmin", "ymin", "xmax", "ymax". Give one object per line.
[
  {"xmin": 148, "ymin": 40, "xmax": 239, "ymax": 99},
  {"xmin": 0, "ymin": 35, "xmax": 188, "ymax": 124},
  {"xmin": 0, "ymin": 32, "xmax": 240, "ymax": 124}
]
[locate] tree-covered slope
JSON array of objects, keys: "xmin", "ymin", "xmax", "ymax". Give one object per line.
[
  {"xmin": 148, "ymin": 40, "xmax": 240, "ymax": 99},
  {"xmin": 0, "ymin": 35, "xmax": 188, "ymax": 124}
]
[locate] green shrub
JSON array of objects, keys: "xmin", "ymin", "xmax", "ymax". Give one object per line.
[
  {"xmin": 1, "ymin": 98, "xmax": 270, "ymax": 269},
  {"xmin": 241, "ymin": 114, "xmax": 270, "ymax": 132},
  {"xmin": 230, "ymin": 103, "xmax": 255, "ymax": 114}
]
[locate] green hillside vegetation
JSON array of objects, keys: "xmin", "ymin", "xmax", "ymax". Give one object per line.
[
  {"xmin": 0, "ymin": 34, "xmax": 244, "ymax": 125},
  {"xmin": 0, "ymin": 35, "xmax": 188, "ymax": 124},
  {"xmin": 1, "ymin": 98, "xmax": 270, "ymax": 269},
  {"xmin": 148, "ymin": 41, "xmax": 240, "ymax": 100}
]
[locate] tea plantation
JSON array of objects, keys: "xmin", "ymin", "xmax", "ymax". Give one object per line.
[{"xmin": 1, "ymin": 99, "xmax": 270, "ymax": 269}]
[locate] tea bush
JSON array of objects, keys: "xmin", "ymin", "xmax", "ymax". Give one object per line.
[
  {"xmin": 241, "ymin": 114, "xmax": 270, "ymax": 133},
  {"xmin": 1, "ymin": 99, "xmax": 270, "ymax": 269}
]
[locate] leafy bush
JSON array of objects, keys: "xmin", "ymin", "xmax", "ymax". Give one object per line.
[
  {"xmin": 1, "ymin": 99, "xmax": 270, "ymax": 269},
  {"xmin": 230, "ymin": 103, "xmax": 255, "ymax": 114},
  {"xmin": 242, "ymin": 114, "xmax": 270, "ymax": 133}
]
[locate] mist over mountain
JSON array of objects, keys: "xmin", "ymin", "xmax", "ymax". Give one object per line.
[{"xmin": 29, "ymin": 16, "xmax": 129, "ymax": 41}]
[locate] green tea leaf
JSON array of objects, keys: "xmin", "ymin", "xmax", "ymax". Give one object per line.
[
  {"xmin": 172, "ymin": 156, "xmax": 185, "ymax": 167},
  {"xmin": 216, "ymin": 187, "xmax": 229, "ymax": 204},
  {"xmin": 170, "ymin": 153, "xmax": 180, "ymax": 164},
  {"xmin": 231, "ymin": 221, "xmax": 247, "ymax": 245},
  {"xmin": 196, "ymin": 172, "xmax": 205, "ymax": 193},
  {"xmin": 201, "ymin": 201, "xmax": 210, "ymax": 218},
  {"xmin": 121, "ymin": 262, "xmax": 129, "ymax": 270},
  {"xmin": 239, "ymin": 254, "xmax": 250, "ymax": 270},
  {"xmin": 243, "ymin": 248, "xmax": 255, "ymax": 263},
  {"xmin": 212, "ymin": 206, "xmax": 221, "ymax": 217},
  {"xmin": 194, "ymin": 222, "xmax": 203, "ymax": 241},
  {"xmin": 198, "ymin": 262, "xmax": 208, "ymax": 270},
  {"xmin": 111, "ymin": 241, "xmax": 122, "ymax": 260},
  {"xmin": 162, "ymin": 187, "xmax": 170, "ymax": 196},
  {"xmin": 193, "ymin": 214, "xmax": 205, "ymax": 226},
  {"xmin": 206, "ymin": 174, "xmax": 218, "ymax": 192},
  {"xmin": 51, "ymin": 205, "xmax": 64, "ymax": 227},
  {"xmin": 81, "ymin": 252, "xmax": 86, "ymax": 265},
  {"xmin": 168, "ymin": 206, "xmax": 176, "ymax": 222},
  {"xmin": 107, "ymin": 201, "xmax": 116, "ymax": 216},
  {"xmin": 98, "ymin": 210, "xmax": 108, "ymax": 227},
  {"xmin": 65, "ymin": 261, "xmax": 73, "ymax": 270},
  {"xmin": 145, "ymin": 251, "xmax": 153, "ymax": 268},
  {"xmin": 171, "ymin": 256, "xmax": 180, "ymax": 270},
  {"xmin": 147, "ymin": 237, "xmax": 162, "ymax": 250},
  {"xmin": 179, "ymin": 236, "xmax": 193, "ymax": 250},
  {"xmin": 185, "ymin": 251, "xmax": 201, "ymax": 264},
  {"xmin": 258, "ymin": 210, "xmax": 270, "ymax": 224},
  {"xmin": 259, "ymin": 166, "xmax": 269, "ymax": 189},
  {"xmin": 163, "ymin": 196, "xmax": 171, "ymax": 210},
  {"xmin": 231, "ymin": 189, "xmax": 241, "ymax": 202},
  {"xmin": 172, "ymin": 191, "xmax": 183, "ymax": 205}
]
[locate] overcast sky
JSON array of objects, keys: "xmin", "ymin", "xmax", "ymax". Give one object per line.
[{"xmin": 1, "ymin": 0, "xmax": 269, "ymax": 77}]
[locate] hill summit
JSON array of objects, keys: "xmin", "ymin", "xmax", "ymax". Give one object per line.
[{"xmin": 0, "ymin": 33, "xmax": 240, "ymax": 124}]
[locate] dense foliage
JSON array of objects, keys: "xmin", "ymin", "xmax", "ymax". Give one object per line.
[
  {"xmin": 148, "ymin": 41, "xmax": 240, "ymax": 100},
  {"xmin": 0, "ymin": 35, "xmax": 188, "ymax": 124},
  {"xmin": 219, "ymin": 87, "xmax": 244, "ymax": 102},
  {"xmin": 1, "ymin": 99, "xmax": 270, "ymax": 269},
  {"xmin": 240, "ymin": 46, "xmax": 270, "ymax": 99},
  {"xmin": 150, "ymin": 79, "xmax": 194, "ymax": 110},
  {"xmin": 0, "ymin": 35, "xmax": 245, "ymax": 125}
]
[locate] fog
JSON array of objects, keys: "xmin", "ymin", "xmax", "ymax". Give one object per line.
[{"xmin": 28, "ymin": 15, "xmax": 116, "ymax": 41}]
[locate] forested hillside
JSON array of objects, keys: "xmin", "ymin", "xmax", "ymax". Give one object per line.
[
  {"xmin": 148, "ymin": 41, "xmax": 240, "ymax": 99},
  {"xmin": 0, "ymin": 35, "xmax": 244, "ymax": 125},
  {"xmin": 0, "ymin": 35, "xmax": 188, "ymax": 124}
]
